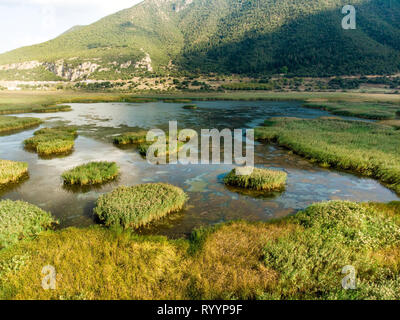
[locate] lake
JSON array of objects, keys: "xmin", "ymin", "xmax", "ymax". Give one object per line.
[{"xmin": 0, "ymin": 100, "xmax": 398, "ymax": 238}]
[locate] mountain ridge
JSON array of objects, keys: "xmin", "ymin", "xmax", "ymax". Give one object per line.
[{"xmin": 0, "ymin": 0, "xmax": 399, "ymax": 80}]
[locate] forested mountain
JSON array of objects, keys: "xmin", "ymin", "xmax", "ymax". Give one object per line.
[{"xmin": 0, "ymin": 0, "xmax": 399, "ymax": 80}]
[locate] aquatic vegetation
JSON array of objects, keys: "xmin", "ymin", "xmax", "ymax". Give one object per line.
[
  {"xmin": 182, "ymin": 105, "xmax": 198, "ymax": 110},
  {"xmin": 24, "ymin": 126, "xmax": 78, "ymax": 156},
  {"xmin": 94, "ymin": 183, "xmax": 188, "ymax": 229},
  {"xmin": 262, "ymin": 201, "xmax": 400, "ymax": 300},
  {"xmin": 2, "ymin": 201, "xmax": 400, "ymax": 300},
  {"xmin": 224, "ymin": 167, "xmax": 287, "ymax": 191},
  {"xmin": 113, "ymin": 131, "xmax": 147, "ymax": 145},
  {"xmin": 378, "ymin": 119, "xmax": 400, "ymax": 129},
  {"xmin": 0, "ymin": 116, "xmax": 42, "ymax": 133},
  {"xmin": 303, "ymin": 102, "xmax": 400, "ymax": 120},
  {"xmin": 62, "ymin": 161, "xmax": 119, "ymax": 186},
  {"xmin": 0, "ymin": 200, "xmax": 56, "ymax": 249},
  {"xmin": 0, "ymin": 160, "xmax": 28, "ymax": 185},
  {"xmin": 255, "ymin": 118, "xmax": 400, "ymax": 193},
  {"xmin": 122, "ymin": 97, "xmax": 158, "ymax": 103},
  {"xmin": 163, "ymin": 99, "xmax": 192, "ymax": 103}
]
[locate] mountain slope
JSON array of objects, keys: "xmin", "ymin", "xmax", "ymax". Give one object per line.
[{"xmin": 0, "ymin": 0, "xmax": 399, "ymax": 80}]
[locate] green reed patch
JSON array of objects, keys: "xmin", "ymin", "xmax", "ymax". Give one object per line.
[
  {"xmin": 0, "ymin": 160, "xmax": 28, "ymax": 185},
  {"xmin": 183, "ymin": 105, "xmax": 198, "ymax": 110},
  {"xmin": 113, "ymin": 131, "xmax": 147, "ymax": 145},
  {"xmin": 255, "ymin": 118, "xmax": 400, "ymax": 194},
  {"xmin": 62, "ymin": 161, "xmax": 119, "ymax": 186},
  {"xmin": 262, "ymin": 201, "xmax": 400, "ymax": 300},
  {"xmin": 303, "ymin": 102, "xmax": 400, "ymax": 120},
  {"xmin": 224, "ymin": 167, "xmax": 287, "ymax": 191},
  {"xmin": 0, "ymin": 200, "xmax": 56, "ymax": 249},
  {"xmin": 94, "ymin": 183, "xmax": 187, "ymax": 229},
  {"xmin": 24, "ymin": 126, "xmax": 78, "ymax": 156},
  {"xmin": 0, "ymin": 116, "xmax": 42, "ymax": 134},
  {"xmin": 163, "ymin": 99, "xmax": 192, "ymax": 103}
]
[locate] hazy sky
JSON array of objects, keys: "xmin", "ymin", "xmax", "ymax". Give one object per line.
[{"xmin": 0, "ymin": 0, "xmax": 143, "ymax": 54}]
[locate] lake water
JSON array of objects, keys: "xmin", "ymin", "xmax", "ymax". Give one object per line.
[{"xmin": 1, "ymin": 100, "xmax": 398, "ymax": 238}]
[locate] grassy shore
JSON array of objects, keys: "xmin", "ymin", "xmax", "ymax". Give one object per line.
[
  {"xmin": 1, "ymin": 200, "xmax": 400, "ymax": 300},
  {"xmin": 62, "ymin": 162, "xmax": 119, "ymax": 186},
  {"xmin": 224, "ymin": 167, "xmax": 287, "ymax": 191},
  {"xmin": 24, "ymin": 126, "xmax": 78, "ymax": 156},
  {"xmin": 94, "ymin": 183, "xmax": 188, "ymax": 229},
  {"xmin": 113, "ymin": 131, "xmax": 147, "ymax": 145},
  {"xmin": 304, "ymin": 102, "xmax": 400, "ymax": 120},
  {"xmin": 0, "ymin": 116, "xmax": 42, "ymax": 134},
  {"xmin": 0, "ymin": 200, "xmax": 56, "ymax": 249},
  {"xmin": 0, "ymin": 160, "xmax": 28, "ymax": 185},
  {"xmin": 255, "ymin": 118, "xmax": 400, "ymax": 194},
  {"xmin": 0, "ymin": 90, "xmax": 399, "ymax": 115}
]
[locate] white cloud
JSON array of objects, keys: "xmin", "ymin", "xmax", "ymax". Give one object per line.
[{"xmin": 0, "ymin": 0, "xmax": 143, "ymax": 54}]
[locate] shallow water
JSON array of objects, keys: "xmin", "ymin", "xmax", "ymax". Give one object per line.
[{"xmin": 1, "ymin": 100, "xmax": 398, "ymax": 238}]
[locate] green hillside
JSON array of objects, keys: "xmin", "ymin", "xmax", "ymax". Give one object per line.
[{"xmin": 0, "ymin": 0, "xmax": 399, "ymax": 80}]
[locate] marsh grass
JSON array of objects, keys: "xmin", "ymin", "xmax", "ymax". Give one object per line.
[
  {"xmin": 94, "ymin": 183, "xmax": 188, "ymax": 229},
  {"xmin": 0, "ymin": 105, "xmax": 71, "ymax": 115},
  {"xmin": 113, "ymin": 131, "xmax": 147, "ymax": 145},
  {"xmin": 0, "ymin": 200, "xmax": 56, "ymax": 249},
  {"xmin": 24, "ymin": 126, "xmax": 78, "ymax": 156},
  {"xmin": 255, "ymin": 118, "xmax": 400, "ymax": 193},
  {"xmin": 0, "ymin": 160, "xmax": 28, "ymax": 185},
  {"xmin": 224, "ymin": 167, "xmax": 287, "ymax": 191},
  {"xmin": 0, "ymin": 116, "xmax": 42, "ymax": 133},
  {"xmin": 304, "ymin": 102, "xmax": 400, "ymax": 120},
  {"xmin": 62, "ymin": 161, "xmax": 119, "ymax": 186},
  {"xmin": 163, "ymin": 99, "xmax": 192, "ymax": 103},
  {"xmin": 2, "ymin": 201, "xmax": 400, "ymax": 299},
  {"xmin": 182, "ymin": 105, "xmax": 198, "ymax": 110}
]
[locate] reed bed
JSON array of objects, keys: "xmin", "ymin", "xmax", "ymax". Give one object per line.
[
  {"xmin": 0, "ymin": 200, "xmax": 56, "ymax": 249},
  {"xmin": 24, "ymin": 126, "xmax": 78, "ymax": 156},
  {"xmin": 0, "ymin": 116, "xmax": 42, "ymax": 133},
  {"xmin": 224, "ymin": 167, "xmax": 287, "ymax": 191},
  {"xmin": 255, "ymin": 117, "xmax": 400, "ymax": 193},
  {"xmin": 94, "ymin": 183, "xmax": 187, "ymax": 229},
  {"xmin": 62, "ymin": 161, "xmax": 119, "ymax": 186},
  {"xmin": 0, "ymin": 160, "xmax": 28, "ymax": 185}
]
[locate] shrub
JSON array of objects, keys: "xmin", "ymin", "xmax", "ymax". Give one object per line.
[
  {"xmin": 0, "ymin": 160, "xmax": 28, "ymax": 185},
  {"xmin": 224, "ymin": 167, "xmax": 287, "ymax": 191},
  {"xmin": 24, "ymin": 126, "xmax": 78, "ymax": 156},
  {"xmin": 0, "ymin": 116, "xmax": 42, "ymax": 133},
  {"xmin": 94, "ymin": 183, "xmax": 188, "ymax": 228},
  {"xmin": 62, "ymin": 162, "xmax": 119, "ymax": 186},
  {"xmin": 0, "ymin": 200, "xmax": 56, "ymax": 249}
]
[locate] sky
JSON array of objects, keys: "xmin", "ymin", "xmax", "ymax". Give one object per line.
[{"xmin": 0, "ymin": 0, "xmax": 143, "ymax": 54}]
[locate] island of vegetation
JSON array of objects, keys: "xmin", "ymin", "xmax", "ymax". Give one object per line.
[
  {"xmin": 0, "ymin": 116, "xmax": 42, "ymax": 133},
  {"xmin": 0, "ymin": 160, "xmax": 28, "ymax": 185},
  {"xmin": 0, "ymin": 200, "xmax": 56, "ymax": 249},
  {"xmin": 224, "ymin": 167, "xmax": 287, "ymax": 191},
  {"xmin": 182, "ymin": 105, "xmax": 198, "ymax": 110},
  {"xmin": 62, "ymin": 161, "xmax": 119, "ymax": 186},
  {"xmin": 24, "ymin": 126, "xmax": 78, "ymax": 156},
  {"xmin": 113, "ymin": 131, "xmax": 147, "ymax": 145},
  {"xmin": 94, "ymin": 183, "xmax": 187, "ymax": 229}
]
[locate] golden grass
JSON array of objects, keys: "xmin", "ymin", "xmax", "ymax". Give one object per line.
[{"xmin": 0, "ymin": 160, "xmax": 28, "ymax": 185}]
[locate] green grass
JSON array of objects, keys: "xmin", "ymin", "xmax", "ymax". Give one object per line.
[
  {"xmin": 255, "ymin": 117, "xmax": 400, "ymax": 194},
  {"xmin": 182, "ymin": 105, "xmax": 198, "ymax": 110},
  {"xmin": 24, "ymin": 126, "xmax": 78, "ymax": 156},
  {"xmin": 163, "ymin": 99, "xmax": 192, "ymax": 103},
  {"xmin": 303, "ymin": 102, "xmax": 400, "ymax": 120},
  {"xmin": 94, "ymin": 183, "xmax": 188, "ymax": 229},
  {"xmin": 0, "ymin": 160, "xmax": 28, "ymax": 185},
  {"xmin": 224, "ymin": 167, "xmax": 287, "ymax": 191},
  {"xmin": 113, "ymin": 131, "xmax": 147, "ymax": 145},
  {"xmin": 2, "ymin": 200, "xmax": 400, "ymax": 299},
  {"xmin": 0, "ymin": 104, "xmax": 71, "ymax": 115},
  {"xmin": 62, "ymin": 162, "xmax": 119, "ymax": 186},
  {"xmin": 0, "ymin": 116, "xmax": 42, "ymax": 133},
  {"xmin": 0, "ymin": 200, "xmax": 56, "ymax": 249}
]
